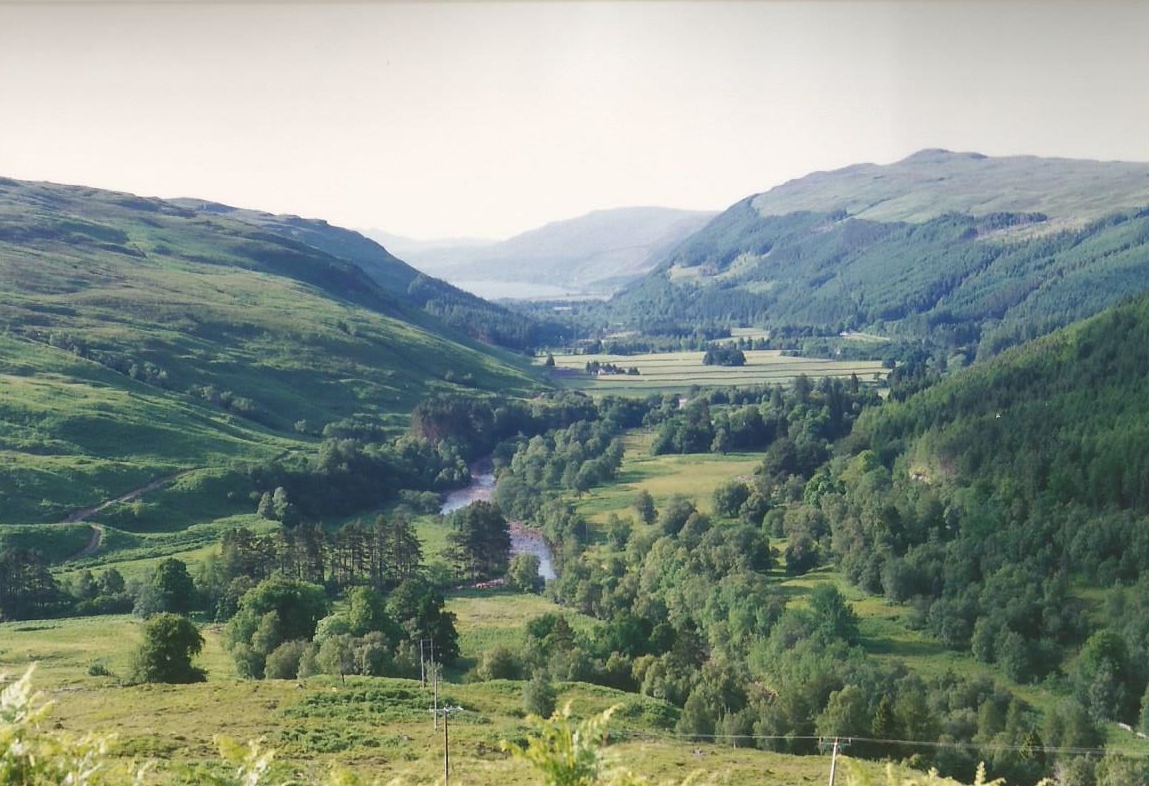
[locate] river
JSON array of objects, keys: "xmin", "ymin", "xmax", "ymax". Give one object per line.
[{"xmin": 440, "ymin": 468, "xmax": 556, "ymax": 581}]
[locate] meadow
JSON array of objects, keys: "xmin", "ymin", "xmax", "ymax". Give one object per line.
[
  {"xmin": 543, "ymin": 349, "xmax": 885, "ymax": 396},
  {"xmin": 0, "ymin": 603, "xmax": 947, "ymax": 785}
]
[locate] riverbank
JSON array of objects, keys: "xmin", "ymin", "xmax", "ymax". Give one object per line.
[{"xmin": 440, "ymin": 466, "xmax": 556, "ymax": 580}]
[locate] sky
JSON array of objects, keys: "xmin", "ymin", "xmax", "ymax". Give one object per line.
[{"xmin": 2, "ymin": 0, "xmax": 1148, "ymax": 240}]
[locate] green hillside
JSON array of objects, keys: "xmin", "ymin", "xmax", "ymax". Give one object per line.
[
  {"xmin": 176, "ymin": 199, "xmax": 541, "ymax": 348},
  {"xmin": 0, "ymin": 177, "xmax": 541, "ymax": 525},
  {"xmin": 610, "ymin": 151, "xmax": 1149, "ymax": 360}
]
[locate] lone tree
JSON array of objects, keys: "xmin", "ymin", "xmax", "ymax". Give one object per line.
[
  {"xmin": 152, "ymin": 557, "xmax": 197, "ymax": 614},
  {"xmin": 130, "ymin": 613, "xmax": 206, "ymax": 683},
  {"xmin": 447, "ymin": 500, "xmax": 511, "ymax": 581}
]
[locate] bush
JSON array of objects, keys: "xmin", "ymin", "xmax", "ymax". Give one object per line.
[
  {"xmin": 508, "ymin": 552, "xmax": 544, "ymax": 593},
  {"xmin": 264, "ymin": 640, "xmax": 309, "ymax": 680},
  {"xmin": 523, "ymin": 671, "xmax": 558, "ymax": 718},
  {"xmin": 129, "ymin": 613, "xmax": 206, "ymax": 684},
  {"xmin": 475, "ymin": 645, "xmax": 522, "ymax": 681}
]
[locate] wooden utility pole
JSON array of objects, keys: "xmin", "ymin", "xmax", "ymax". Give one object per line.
[
  {"xmin": 825, "ymin": 736, "xmax": 849, "ymax": 786},
  {"xmin": 443, "ymin": 704, "xmax": 450, "ymax": 786},
  {"xmin": 432, "ymin": 706, "xmax": 463, "ymax": 786}
]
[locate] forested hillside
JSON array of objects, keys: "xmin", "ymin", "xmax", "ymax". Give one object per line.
[
  {"xmin": 0, "ymin": 177, "xmax": 541, "ymax": 525},
  {"xmin": 608, "ymin": 151, "xmax": 1149, "ymax": 361},
  {"xmin": 781, "ymin": 291, "xmax": 1149, "ymax": 718}
]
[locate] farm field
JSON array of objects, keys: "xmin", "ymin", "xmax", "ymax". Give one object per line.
[
  {"xmin": 542, "ymin": 349, "xmax": 885, "ymax": 396},
  {"xmin": 575, "ymin": 430, "xmax": 761, "ymax": 525}
]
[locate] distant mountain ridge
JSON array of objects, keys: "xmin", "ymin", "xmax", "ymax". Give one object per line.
[
  {"xmin": 750, "ymin": 149, "xmax": 1149, "ymax": 227},
  {"xmin": 367, "ymin": 206, "xmax": 717, "ymax": 299},
  {"xmin": 612, "ymin": 150, "xmax": 1149, "ymax": 359}
]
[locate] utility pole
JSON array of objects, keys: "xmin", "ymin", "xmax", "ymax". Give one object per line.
[
  {"xmin": 419, "ymin": 638, "xmax": 439, "ymax": 728},
  {"xmin": 419, "ymin": 638, "xmax": 435, "ymax": 688},
  {"xmin": 432, "ymin": 705, "xmax": 463, "ymax": 786},
  {"xmin": 823, "ymin": 736, "xmax": 850, "ymax": 786},
  {"xmin": 443, "ymin": 704, "xmax": 450, "ymax": 786}
]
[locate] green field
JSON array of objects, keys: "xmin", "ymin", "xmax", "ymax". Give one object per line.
[
  {"xmin": 575, "ymin": 431, "xmax": 760, "ymax": 525},
  {"xmin": 543, "ymin": 349, "xmax": 885, "ymax": 396},
  {"xmin": 0, "ymin": 614, "xmax": 949, "ymax": 785}
]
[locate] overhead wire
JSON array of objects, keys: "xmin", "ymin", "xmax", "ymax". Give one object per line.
[{"xmin": 603, "ymin": 727, "xmax": 1149, "ymax": 759}]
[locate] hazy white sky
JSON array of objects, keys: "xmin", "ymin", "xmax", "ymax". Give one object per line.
[{"xmin": 2, "ymin": 1, "xmax": 1148, "ymax": 239}]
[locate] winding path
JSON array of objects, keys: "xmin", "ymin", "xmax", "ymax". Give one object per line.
[{"xmin": 57, "ymin": 470, "xmax": 193, "ymax": 561}]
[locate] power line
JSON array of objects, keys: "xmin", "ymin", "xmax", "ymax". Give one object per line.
[{"xmin": 604, "ymin": 728, "xmax": 1149, "ymax": 759}]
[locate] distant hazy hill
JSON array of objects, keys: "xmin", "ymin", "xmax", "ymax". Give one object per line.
[
  {"xmin": 614, "ymin": 150, "xmax": 1149, "ymax": 357},
  {"xmin": 367, "ymin": 206, "xmax": 717, "ymax": 299},
  {"xmin": 0, "ymin": 177, "xmax": 540, "ymax": 524}
]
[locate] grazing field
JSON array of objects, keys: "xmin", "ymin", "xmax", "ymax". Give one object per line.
[
  {"xmin": 543, "ymin": 349, "xmax": 885, "ymax": 396},
  {"xmin": 0, "ymin": 613, "xmax": 932, "ymax": 785},
  {"xmin": 575, "ymin": 431, "xmax": 761, "ymax": 526}
]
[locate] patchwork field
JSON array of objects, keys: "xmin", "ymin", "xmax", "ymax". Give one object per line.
[{"xmin": 543, "ymin": 349, "xmax": 885, "ymax": 396}]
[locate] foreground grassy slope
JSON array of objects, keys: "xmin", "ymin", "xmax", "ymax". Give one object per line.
[
  {"xmin": 0, "ymin": 177, "xmax": 540, "ymax": 525},
  {"xmin": 0, "ymin": 613, "xmax": 960, "ymax": 785}
]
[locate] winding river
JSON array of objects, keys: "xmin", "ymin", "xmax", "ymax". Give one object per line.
[{"xmin": 440, "ymin": 467, "xmax": 557, "ymax": 581}]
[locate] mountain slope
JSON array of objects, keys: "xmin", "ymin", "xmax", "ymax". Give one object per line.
[
  {"xmin": 773, "ymin": 286, "xmax": 1149, "ymax": 715},
  {"xmin": 861, "ymin": 292, "xmax": 1149, "ymax": 512},
  {"xmin": 370, "ymin": 206, "xmax": 717, "ymax": 298},
  {"xmin": 175, "ymin": 199, "xmax": 540, "ymax": 349},
  {"xmin": 612, "ymin": 151, "xmax": 1149, "ymax": 358},
  {"xmin": 0, "ymin": 177, "xmax": 541, "ymax": 524}
]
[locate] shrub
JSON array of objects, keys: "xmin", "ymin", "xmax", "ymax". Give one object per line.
[
  {"xmin": 523, "ymin": 670, "xmax": 558, "ymax": 718},
  {"xmin": 264, "ymin": 640, "xmax": 309, "ymax": 680},
  {"xmin": 129, "ymin": 613, "xmax": 206, "ymax": 684}
]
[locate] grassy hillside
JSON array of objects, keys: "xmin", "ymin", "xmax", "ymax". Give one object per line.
[
  {"xmin": 610, "ymin": 151, "xmax": 1149, "ymax": 361},
  {"xmin": 0, "ymin": 616, "xmax": 947, "ymax": 785},
  {"xmin": 178, "ymin": 199, "xmax": 541, "ymax": 348},
  {"xmin": 0, "ymin": 177, "xmax": 541, "ymax": 525}
]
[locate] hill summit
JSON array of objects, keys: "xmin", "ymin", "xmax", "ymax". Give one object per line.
[
  {"xmin": 612, "ymin": 150, "xmax": 1149, "ymax": 361},
  {"xmin": 751, "ymin": 149, "xmax": 1149, "ymax": 227}
]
